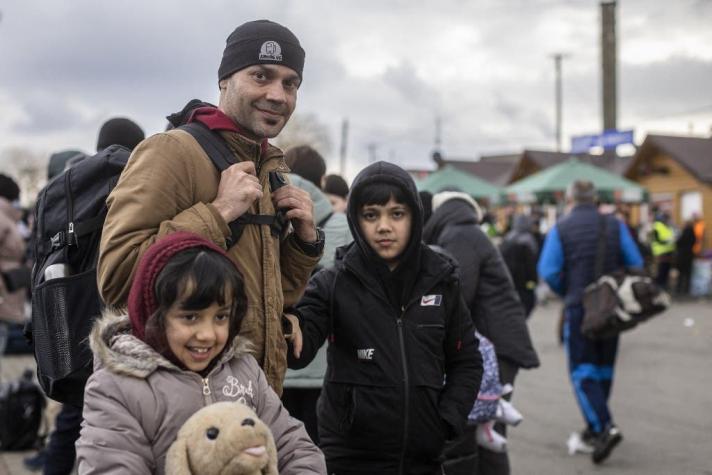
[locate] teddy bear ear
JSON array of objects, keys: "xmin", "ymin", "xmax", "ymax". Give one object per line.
[
  {"xmin": 263, "ymin": 432, "xmax": 279, "ymax": 475},
  {"xmin": 165, "ymin": 436, "xmax": 193, "ymax": 475}
]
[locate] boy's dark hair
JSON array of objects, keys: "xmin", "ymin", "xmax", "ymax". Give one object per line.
[
  {"xmin": 353, "ymin": 181, "xmax": 408, "ymax": 210},
  {"xmin": 144, "ymin": 247, "xmax": 247, "ymax": 364},
  {"xmin": 0, "ymin": 174, "xmax": 20, "ymax": 202},
  {"xmin": 284, "ymin": 145, "xmax": 326, "ymax": 188},
  {"xmin": 323, "ymin": 174, "xmax": 349, "ymax": 198}
]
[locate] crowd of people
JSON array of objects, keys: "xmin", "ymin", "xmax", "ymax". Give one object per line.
[{"xmin": 0, "ymin": 17, "xmax": 701, "ymax": 475}]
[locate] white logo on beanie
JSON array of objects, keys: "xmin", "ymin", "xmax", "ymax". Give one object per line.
[{"xmin": 259, "ymin": 41, "xmax": 283, "ymax": 61}]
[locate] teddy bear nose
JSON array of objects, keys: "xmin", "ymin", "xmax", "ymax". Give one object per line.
[
  {"xmin": 206, "ymin": 427, "xmax": 220, "ymax": 440},
  {"xmin": 241, "ymin": 418, "xmax": 256, "ymax": 427}
]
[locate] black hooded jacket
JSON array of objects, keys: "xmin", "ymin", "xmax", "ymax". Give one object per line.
[
  {"xmin": 289, "ymin": 162, "xmax": 482, "ymax": 475},
  {"xmin": 423, "ymin": 196, "xmax": 540, "ymax": 370}
]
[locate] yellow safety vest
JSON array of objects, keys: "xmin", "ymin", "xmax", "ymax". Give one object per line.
[{"xmin": 651, "ymin": 221, "xmax": 675, "ymax": 256}]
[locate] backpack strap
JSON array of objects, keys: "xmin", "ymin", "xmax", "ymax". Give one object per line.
[
  {"xmin": 179, "ymin": 122, "xmax": 235, "ymax": 172},
  {"xmin": 178, "ymin": 122, "xmax": 283, "ymax": 246},
  {"xmin": 594, "ymin": 214, "xmax": 608, "ymax": 280},
  {"xmin": 317, "ymin": 212, "xmax": 333, "ymax": 229}
]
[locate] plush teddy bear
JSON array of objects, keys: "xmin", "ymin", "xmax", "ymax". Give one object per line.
[{"xmin": 166, "ymin": 401, "xmax": 278, "ymax": 475}]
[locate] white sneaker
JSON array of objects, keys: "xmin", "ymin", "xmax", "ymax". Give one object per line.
[
  {"xmin": 476, "ymin": 421, "xmax": 508, "ymax": 453},
  {"xmin": 566, "ymin": 431, "xmax": 595, "ymax": 455},
  {"xmin": 495, "ymin": 399, "xmax": 523, "ymax": 426}
]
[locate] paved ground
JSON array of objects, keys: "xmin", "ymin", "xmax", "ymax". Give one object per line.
[
  {"xmin": 1, "ymin": 298, "xmax": 710, "ymax": 474},
  {"xmin": 508, "ymin": 298, "xmax": 712, "ymax": 475}
]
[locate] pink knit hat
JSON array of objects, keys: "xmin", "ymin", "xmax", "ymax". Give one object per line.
[{"xmin": 127, "ymin": 232, "xmax": 233, "ymax": 341}]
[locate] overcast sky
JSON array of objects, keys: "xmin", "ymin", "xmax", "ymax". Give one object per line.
[{"xmin": 1, "ymin": 0, "xmax": 711, "ymax": 179}]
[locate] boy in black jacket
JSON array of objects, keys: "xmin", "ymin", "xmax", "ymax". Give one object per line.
[{"xmin": 289, "ymin": 161, "xmax": 482, "ymax": 475}]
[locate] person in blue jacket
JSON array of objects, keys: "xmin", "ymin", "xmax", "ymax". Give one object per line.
[{"xmin": 537, "ymin": 180, "xmax": 643, "ymax": 465}]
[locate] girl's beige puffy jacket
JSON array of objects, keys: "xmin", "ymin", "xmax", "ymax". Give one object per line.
[{"xmin": 76, "ymin": 311, "xmax": 326, "ymax": 475}]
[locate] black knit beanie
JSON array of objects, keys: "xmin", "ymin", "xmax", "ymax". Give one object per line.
[
  {"xmin": 218, "ymin": 19, "xmax": 305, "ymax": 82},
  {"xmin": 96, "ymin": 118, "xmax": 145, "ymax": 152}
]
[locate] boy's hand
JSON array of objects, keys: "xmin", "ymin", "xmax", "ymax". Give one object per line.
[
  {"xmin": 284, "ymin": 313, "xmax": 303, "ymax": 358},
  {"xmin": 271, "ymin": 185, "xmax": 317, "ymax": 243}
]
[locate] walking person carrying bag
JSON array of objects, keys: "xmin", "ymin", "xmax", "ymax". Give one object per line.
[{"xmin": 582, "ymin": 215, "xmax": 670, "ymax": 340}]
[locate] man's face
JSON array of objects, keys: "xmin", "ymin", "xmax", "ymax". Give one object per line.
[
  {"xmin": 358, "ymin": 197, "xmax": 412, "ymax": 270},
  {"xmin": 219, "ymin": 64, "xmax": 300, "ymax": 139}
]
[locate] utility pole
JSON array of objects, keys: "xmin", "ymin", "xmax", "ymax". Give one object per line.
[
  {"xmin": 551, "ymin": 53, "xmax": 568, "ymax": 152},
  {"xmin": 601, "ymin": 0, "xmax": 617, "ymax": 133},
  {"xmin": 339, "ymin": 118, "xmax": 349, "ymax": 175},
  {"xmin": 367, "ymin": 143, "xmax": 378, "ymax": 164},
  {"xmin": 434, "ymin": 115, "xmax": 442, "ymax": 154}
]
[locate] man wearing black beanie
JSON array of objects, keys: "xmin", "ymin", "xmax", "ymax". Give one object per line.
[{"xmin": 98, "ymin": 19, "xmax": 323, "ymax": 398}]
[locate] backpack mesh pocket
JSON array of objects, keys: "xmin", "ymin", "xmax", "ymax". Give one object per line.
[{"xmin": 31, "ymin": 268, "xmax": 100, "ymax": 406}]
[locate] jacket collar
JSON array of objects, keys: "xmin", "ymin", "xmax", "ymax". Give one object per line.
[
  {"xmin": 90, "ymin": 310, "xmax": 252, "ymax": 379},
  {"xmin": 338, "ymin": 241, "xmax": 455, "ymax": 310},
  {"xmin": 188, "ymin": 106, "xmax": 270, "ymax": 157}
]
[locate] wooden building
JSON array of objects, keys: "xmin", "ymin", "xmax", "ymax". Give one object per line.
[{"xmin": 625, "ymin": 134, "xmax": 712, "ymax": 250}]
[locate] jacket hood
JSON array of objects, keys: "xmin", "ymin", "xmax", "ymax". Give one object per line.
[
  {"xmin": 346, "ymin": 161, "xmax": 423, "ymax": 263},
  {"xmin": 423, "ymin": 194, "xmax": 480, "ymax": 245},
  {"xmin": 431, "ymin": 191, "xmax": 482, "ymax": 223},
  {"xmin": 90, "ymin": 310, "xmax": 251, "ymax": 379},
  {"xmin": 288, "ymin": 173, "xmax": 332, "ymax": 225}
]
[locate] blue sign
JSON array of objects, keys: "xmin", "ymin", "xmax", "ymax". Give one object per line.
[
  {"xmin": 571, "ymin": 134, "xmax": 599, "ymax": 153},
  {"xmin": 571, "ymin": 129, "xmax": 634, "ymax": 153}
]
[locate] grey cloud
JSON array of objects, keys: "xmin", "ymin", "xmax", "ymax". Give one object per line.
[
  {"xmin": 0, "ymin": 0, "xmax": 710, "ymax": 173},
  {"xmin": 621, "ymin": 56, "xmax": 712, "ymax": 118},
  {"xmin": 382, "ymin": 61, "xmax": 442, "ymax": 110},
  {"xmin": 11, "ymin": 94, "xmax": 93, "ymax": 134}
]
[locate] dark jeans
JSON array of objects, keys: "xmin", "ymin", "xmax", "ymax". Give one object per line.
[
  {"xmin": 564, "ymin": 305, "xmax": 619, "ymax": 434},
  {"xmin": 655, "ymin": 257, "xmax": 673, "ymax": 290},
  {"xmin": 676, "ymin": 259, "xmax": 693, "ymax": 295},
  {"xmin": 43, "ymin": 404, "xmax": 82, "ymax": 475},
  {"xmin": 282, "ymin": 387, "xmax": 321, "ymax": 444}
]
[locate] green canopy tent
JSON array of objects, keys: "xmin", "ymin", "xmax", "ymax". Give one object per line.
[
  {"xmin": 505, "ymin": 158, "xmax": 647, "ymax": 203},
  {"xmin": 415, "ymin": 165, "xmax": 503, "ymax": 202}
]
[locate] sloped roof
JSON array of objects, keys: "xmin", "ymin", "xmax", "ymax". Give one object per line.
[
  {"xmin": 415, "ymin": 165, "xmax": 503, "ymax": 198},
  {"xmin": 438, "ymin": 158, "xmax": 518, "ymax": 186},
  {"xmin": 436, "ymin": 149, "xmax": 634, "ymax": 187},
  {"xmin": 522, "ymin": 150, "xmax": 632, "ymax": 174},
  {"xmin": 506, "ymin": 158, "xmax": 645, "ymax": 201},
  {"xmin": 629, "ymin": 134, "xmax": 712, "ymax": 184}
]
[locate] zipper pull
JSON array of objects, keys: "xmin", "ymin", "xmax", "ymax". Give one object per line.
[
  {"xmin": 202, "ymin": 378, "xmax": 211, "ymax": 396},
  {"xmin": 67, "ymin": 222, "xmax": 77, "ymax": 246}
]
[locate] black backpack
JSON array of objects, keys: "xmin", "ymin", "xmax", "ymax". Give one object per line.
[
  {"xmin": 30, "ymin": 120, "xmax": 283, "ymax": 407},
  {"xmin": 0, "ymin": 369, "xmax": 46, "ymax": 451}
]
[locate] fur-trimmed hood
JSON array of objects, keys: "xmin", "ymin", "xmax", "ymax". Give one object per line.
[
  {"xmin": 90, "ymin": 310, "xmax": 252, "ymax": 379},
  {"xmin": 431, "ymin": 191, "xmax": 482, "ymax": 223}
]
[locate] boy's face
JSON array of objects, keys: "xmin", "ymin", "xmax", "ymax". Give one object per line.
[
  {"xmin": 165, "ymin": 298, "xmax": 231, "ymax": 372},
  {"xmin": 358, "ymin": 196, "xmax": 412, "ymax": 270}
]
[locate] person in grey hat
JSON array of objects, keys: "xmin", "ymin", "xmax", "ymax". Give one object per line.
[{"xmin": 97, "ymin": 19, "xmax": 323, "ymax": 397}]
